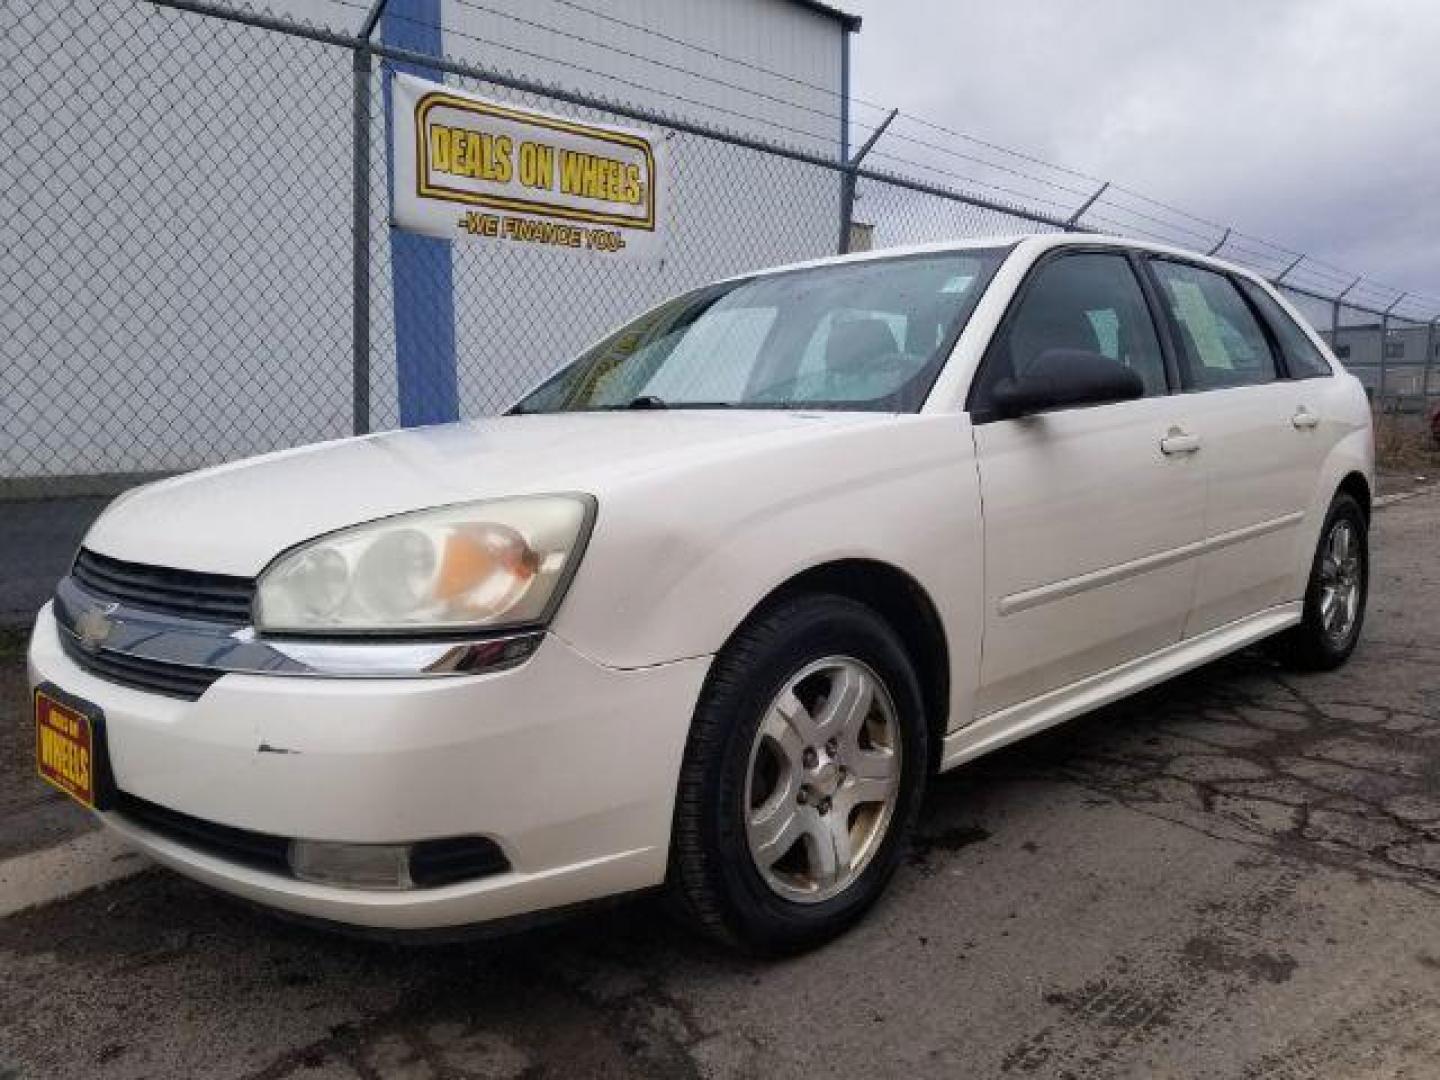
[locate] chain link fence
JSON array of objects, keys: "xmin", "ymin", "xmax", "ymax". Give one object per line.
[
  {"xmin": 3, "ymin": 0, "xmax": 1437, "ymax": 501},
  {"xmin": 3, "ymin": 0, "xmax": 357, "ymax": 491},
  {"xmin": 374, "ymin": 62, "xmax": 858, "ymax": 432}
]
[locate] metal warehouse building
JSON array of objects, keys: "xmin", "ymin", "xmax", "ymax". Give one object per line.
[{"xmin": 0, "ymin": 0, "xmax": 859, "ymax": 485}]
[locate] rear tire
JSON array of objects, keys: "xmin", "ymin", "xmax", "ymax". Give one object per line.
[
  {"xmin": 668, "ymin": 594, "xmax": 927, "ymax": 955},
  {"xmin": 1268, "ymin": 491, "xmax": 1368, "ymax": 671}
]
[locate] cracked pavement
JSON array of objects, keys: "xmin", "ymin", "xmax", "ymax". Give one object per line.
[{"xmin": 2, "ymin": 490, "xmax": 1440, "ymax": 1079}]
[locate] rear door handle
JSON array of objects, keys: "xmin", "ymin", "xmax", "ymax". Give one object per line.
[
  {"xmin": 1160, "ymin": 431, "xmax": 1201, "ymax": 456},
  {"xmin": 1292, "ymin": 408, "xmax": 1320, "ymax": 430}
]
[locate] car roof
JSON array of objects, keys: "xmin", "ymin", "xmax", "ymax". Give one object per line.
[{"xmin": 732, "ymin": 232, "xmax": 1275, "ymax": 291}]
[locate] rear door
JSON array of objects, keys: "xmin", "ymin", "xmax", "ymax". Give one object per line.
[
  {"xmin": 1143, "ymin": 258, "xmax": 1324, "ymax": 635},
  {"xmin": 970, "ymin": 249, "xmax": 1206, "ymax": 717}
]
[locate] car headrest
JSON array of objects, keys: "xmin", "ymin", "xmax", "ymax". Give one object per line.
[
  {"xmin": 827, "ymin": 317, "xmax": 899, "ymax": 373},
  {"xmin": 1010, "ymin": 311, "xmax": 1097, "ymax": 369}
]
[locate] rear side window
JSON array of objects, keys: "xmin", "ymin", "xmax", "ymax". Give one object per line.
[
  {"xmin": 1237, "ymin": 280, "xmax": 1334, "ymax": 379},
  {"xmin": 974, "ymin": 252, "xmax": 1169, "ymax": 411},
  {"xmin": 1151, "ymin": 260, "xmax": 1277, "ymax": 390}
]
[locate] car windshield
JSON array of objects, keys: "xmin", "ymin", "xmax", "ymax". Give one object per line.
[{"xmin": 512, "ymin": 248, "xmax": 1008, "ymax": 413}]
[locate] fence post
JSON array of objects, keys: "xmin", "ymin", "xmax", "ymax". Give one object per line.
[
  {"xmin": 1424, "ymin": 320, "xmax": 1438, "ymax": 399},
  {"xmin": 1378, "ymin": 310, "xmax": 1389, "ymax": 407},
  {"xmin": 350, "ymin": 0, "xmax": 390, "ymax": 436},
  {"xmin": 1273, "ymin": 253, "xmax": 1304, "ymax": 286},
  {"xmin": 836, "ymin": 174, "xmax": 855, "ymax": 255},
  {"xmin": 1379, "ymin": 293, "xmax": 1407, "ymax": 408},
  {"xmin": 837, "ymin": 108, "xmax": 897, "ymax": 255},
  {"xmin": 1065, "ymin": 181, "xmax": 1108, "ymax": 230},
  {"xmin": 351, "ymin": 46, "xmax": 372, "ymax": 435},
  {"xmin": 1332, "ymin": 276, "xmax": 1362, "ymax": 383}
]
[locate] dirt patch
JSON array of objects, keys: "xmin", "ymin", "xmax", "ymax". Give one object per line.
[
  {"xmin": 1373, "ymin": 408, "xmax": 1438, "ymax": 477},
  {"xmin": 1181, "ymin": 934, "xmax": 1298, "ymax": 985},
  {"xmin": 908, "ymin": 823, "xmax": 991, "ymax": 869}
]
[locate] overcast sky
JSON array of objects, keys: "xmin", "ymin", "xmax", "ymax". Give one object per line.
[{"xmin": 844, "ymin": 0, "xmax": 1440, "ymax": 313}]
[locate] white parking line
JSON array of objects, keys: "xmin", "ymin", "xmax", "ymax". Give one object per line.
[{"xmin": 0, "ymin": 827, "xmax": 148, "ymax": 918}]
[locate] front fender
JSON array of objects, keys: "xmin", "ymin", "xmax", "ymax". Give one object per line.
[{"xmin": 549, "ymin": 414, "xmax": 984, "ymax": 723}]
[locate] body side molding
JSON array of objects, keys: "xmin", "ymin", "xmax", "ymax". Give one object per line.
[{"xmin": 998, "ymin": 512, "xmax": 1304, "ymax": 617}]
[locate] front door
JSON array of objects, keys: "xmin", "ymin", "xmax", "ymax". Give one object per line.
[{"xmin": 970, "ymin": 250, "xmax": 1206, "ymax": 717}]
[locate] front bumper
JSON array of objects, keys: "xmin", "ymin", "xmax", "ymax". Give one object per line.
[{"xmin": 28, "ymin": 604, "xmax": 710, "ymax": 929}]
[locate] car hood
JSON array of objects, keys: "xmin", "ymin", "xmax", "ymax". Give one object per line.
[{"xmin": 83, "ymin": 411, "xmax": 897, "ymax": 576}]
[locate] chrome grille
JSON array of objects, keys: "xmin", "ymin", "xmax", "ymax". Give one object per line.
[
  {"xmin": 58, "ymin": 631, "xmax": 221, "ymax": 701},
  {"xmin": 71, "ymin": 549, "xmax": 255, "ymax": 625}
]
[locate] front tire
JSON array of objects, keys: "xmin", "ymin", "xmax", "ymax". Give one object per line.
[
  {"xmin": 1270, "ymin": 491, "xmax": 1369, "ymax": 670},
  {"xmin": 668, "ymin": 594, "xmax": 928, "ymax": 954}
]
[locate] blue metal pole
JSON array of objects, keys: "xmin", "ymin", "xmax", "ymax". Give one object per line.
[{"xmin": 382, "ymin": 0, "xmax": 458, "ymax": 427}]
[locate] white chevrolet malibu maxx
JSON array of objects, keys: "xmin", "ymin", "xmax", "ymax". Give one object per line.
[{"xmin": 30, "ymin": 235, "xmax": 1373, "ymax": 953}]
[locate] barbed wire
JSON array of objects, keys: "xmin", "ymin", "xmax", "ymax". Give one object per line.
[
  {"xmin": 5, "ymin": 0, "xmax": 1437, "ymax": 497},
  {"xmin": 379, "ymin": 9, "xmax": 847, "ymax": 152},
  {"xmin": 212, "ymin": 0, "xmax": 1431, "ymax": 315},
  {"xmin": 863, "ymin": 150, "xmax": 1083, "ymax": 217},
  {"xmin": 443, "ymin": 0, "xmax": 857, "ymax": 134},
  {"xmin": 457, "ymin": 0, "xmax": 894, "ymax": 118},
  {"xmin": 873, "ymin": 130, "xmax": 1098, "ymax": 204},
  {"xmin": 87, "ymin": 0, "xmax": 1440, "ymax": 318}
]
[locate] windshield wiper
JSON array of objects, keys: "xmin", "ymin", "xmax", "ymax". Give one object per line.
[
  {"xmin": 604, "ymin": 397, "xmax": 741, "ymax": 411},
  {"xmin": 627, "ymin": 398, "xmax": 744, "ymax": 410}
]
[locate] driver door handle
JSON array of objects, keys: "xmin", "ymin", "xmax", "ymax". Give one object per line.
[
  {"xmin": 1160, "ymin": 430, "xmax": 1201, "ymax": 456},
  {"xmin": 1292, "ymin": 408, "xmax": 1320, "ymax": 430}
]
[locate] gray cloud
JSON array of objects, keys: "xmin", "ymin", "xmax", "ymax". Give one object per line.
[{"xmin": 845, "ymin": 0, "xmax": 1440, "ymax": 309}]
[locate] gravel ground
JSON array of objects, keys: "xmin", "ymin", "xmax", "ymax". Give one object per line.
[{"xmin": 1, "ymin": 491, "xmax": 1438, "ymax": 1079}]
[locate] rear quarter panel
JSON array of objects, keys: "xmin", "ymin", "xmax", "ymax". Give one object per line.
[{"xmin": 1289, "ymin": 373, "xmax": 1374, "ymax": 598}]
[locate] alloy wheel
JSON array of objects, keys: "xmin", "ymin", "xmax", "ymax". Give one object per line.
[
  {"xmin": 1318, "ymin": 518, "xmax": 1362, "ymax": 645},
  {"xmin": 742, "ymin": 656, "xmax": 902, "ymax": 904}
]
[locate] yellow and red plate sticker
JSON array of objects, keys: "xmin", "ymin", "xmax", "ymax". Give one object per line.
[{"xmin": 35, "ymin": 689, "xmax": 97, "ymax": 809}]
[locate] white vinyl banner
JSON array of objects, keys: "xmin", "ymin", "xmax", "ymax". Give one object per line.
[{"xmin": 392, "ymin": 74, "xmax": 666, "ymax": 260}]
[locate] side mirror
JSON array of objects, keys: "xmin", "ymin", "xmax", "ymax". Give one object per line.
[{"xmin": 991, "ymin": 348, "xmax": 1146, "ymax": 419}]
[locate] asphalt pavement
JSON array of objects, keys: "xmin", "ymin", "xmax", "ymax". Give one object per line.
[
  {"xmin": 1, "ymin": 489, "xmax": 1439, "ymax": 1079},
  {"xmin": 0, "ymin": 495, "xmax": 110, "ymax": 627}
]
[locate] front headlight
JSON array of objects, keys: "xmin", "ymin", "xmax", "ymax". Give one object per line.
[{"xmin": 255, "ymin": 495, "xmax": 594, "ymax": 634}]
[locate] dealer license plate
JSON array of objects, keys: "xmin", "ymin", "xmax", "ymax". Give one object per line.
[{"xmin": 35, "ymin": 686, "xmax": 103, "ymax": 810}]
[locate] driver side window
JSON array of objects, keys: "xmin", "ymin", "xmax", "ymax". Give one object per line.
[{"xmin": 977, "ymin": 252, "xmax": 1169, "ymax": 412}]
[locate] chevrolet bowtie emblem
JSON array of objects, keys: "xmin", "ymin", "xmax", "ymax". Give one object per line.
[{"xmin": 74, "ymin": 603, "xmax": 119, "ymax": 653}]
